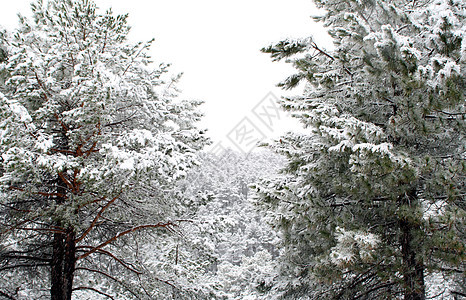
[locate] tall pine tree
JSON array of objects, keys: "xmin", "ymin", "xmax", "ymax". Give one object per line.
[
  {"xmin": 256, "ymin": 0, "xmax": 465, "ymax": 299},
  {"xmin": 0, "ymin": 0, "xmax": 208, "ymax": 298}
]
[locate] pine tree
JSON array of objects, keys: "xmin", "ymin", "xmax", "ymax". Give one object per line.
[
  {"xmin": 143, "ymin": 149, "xmax": 284, "ymax": 299},
  {"xmin": 0, "ymin": 0, "xmax": 208, "ymax": 298},
  {"xmin": 256, "ymin": 0, "xmax": 465, "ymax": 299},
  {"xmin": 164, "ymin": 150, "xmax": 284, "ymax": 299},
  {"xmin": 0, "ymin": 26, "xmax": 7, "ymax": 88}
]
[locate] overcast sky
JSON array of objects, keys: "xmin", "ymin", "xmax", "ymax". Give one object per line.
[{"xmin": 0, "ymin": 0, "xmax": 332, "ymax": 153}]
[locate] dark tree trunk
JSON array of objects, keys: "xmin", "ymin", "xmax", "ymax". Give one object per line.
[
  {"xmin": 399, "ymin": 189, "xmax": 425, "ymax": 300},
  {"xmin": 50, "ymin": 229, "xmax": 76, "ymax": 300},
  {"xmin": 51, "ymin": 171, "xmax": 67, "ymax": 300},
  {"xmin": 63, "ymin": 229, "xmax": 76, "ymax": 300},
  {"xmin": 51, "ymin": 231, "xmax": 65, "ymax": 300},
  {"xmin": 50, "ymin": 129, "xmax": 76, "ymax": 300}
]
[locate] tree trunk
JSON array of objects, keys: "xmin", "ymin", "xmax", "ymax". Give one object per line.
[
  {"xmin": 50, "ymin": 126, "xmax": 77, "ymax": 300},
  {"xmin": 63, "ymin": 229, "xmax": 76, "ymax": 300},
  {"xmin": 50, "ymin": 229, "xmax": 76, "ymax": 300},
  {"xmin": 399, "ymin": 189, "xmax": 425, "ymax": 300},
  {"xmin": 51, "ymin": 231, "xmax": 65, "ymax": 300}
]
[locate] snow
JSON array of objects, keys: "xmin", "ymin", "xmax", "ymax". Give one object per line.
[
  {"xmin": 330, "ymin": 227, "xmax": 379, "ymax": 266},
  {"xmin": 1, "ymin": 91, "xmax": 32, "ymax": 123},
  {"xmin": 352, "ymin": 142, "xmax": 392, "ymax": 155},
  {"xmin": 0, "ymin": 0, "xmax": 464, "ymax": 298},
  {"xmin": 35, "ymin": 134, "xmax": 54, "ymax": 152}
]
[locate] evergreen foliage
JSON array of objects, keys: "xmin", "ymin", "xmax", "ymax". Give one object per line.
[
  {"xmin": 162, "ymin": 150, "xmax": 284, "ymax": 299},
  {"xmin": 257, "ymin": 0, "xmax": 465, "ymax": 299},
  {"xmin": 0, "ymin": 0, "xmax": 208, "ymax": 298}
]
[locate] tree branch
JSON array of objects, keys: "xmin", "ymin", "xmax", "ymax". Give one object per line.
[
  {"xmin": 33, "ymin": 71, "xmax": 51, "ymax": 101},
  {"xmin": 104, "ymin": 111, "xmax": 138, "ymax": 127},
  {"xmin": 451, "ymin": 291, "xmax": 466, "ymax": 298},
  {"xmin": 0, "ymin": 202, "xmax": 32, "ymax": 213},
  {"xmin": 75, "ymin": 268, "xmax": 140, "ymax": 298},
  {"xmin": 122, "ymin": 40, "xmax": 153, "ymax": 76},
  {"xmin": 73, "ymin": 287, "xmax": 115, "ymax": 300},
  {"xmin": 77, "ymin": 222, "xmax": 175, "ymax": 260},
  {"xmin": 0, "ymin": 254, "xmax": 51, "ymax": 263},
  {"xmin": 76, "ymin": 195, "xmax": 106, "ymax": 210},
  {"xmin": 76, "ymin": 246, "xmax": 141, "ymax": 274},
  {"xmin": 76, "ymin": 193, "xmax": 121, "ymax": 243},
  {"xmin": 0, "ymin": 263, "xmax": 49, "ymax": 272},
  {"xmin": 15, "ymin": 227, "xmax": 65, "ymax": 235},
  {"xmin": 7, "ymin": 186, "xmax": 66, "ymax": 199},
  {"xmin": 0, "ymin": 215, "xmax": 42, "ymax": 235},
  {"xmin": 0, "ymin": 290, "xmax": 17, "ymax": 300},
  {"xmin": 310, "ymin": 42, "xmax": 353, "ymax": 76},
  {"xmin": 57, "ymin": 171, "xmax": 74, "ymax": 192},
  {"xmin": 353, "ymin": 282, "xmax": 396, "ymax": 299}
]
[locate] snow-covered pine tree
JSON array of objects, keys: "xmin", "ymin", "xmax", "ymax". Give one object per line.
[
  {"xmin": 0, "ymin": 0, "xmax": 208, "ymax": 299},
  {"xmin": 148, "ymin": 149, "xmax": 284, "ymax": 299},
  {"xmin": 190, "ymin": 150, "xmax": 282, "ymax": 299},
  {"xmin": 0, "ymin": 27, "xmax": 7, "ymax": 88},
  {"xmin": 256, "ymin": 0, "xmax": 465, "ymax": 299}
]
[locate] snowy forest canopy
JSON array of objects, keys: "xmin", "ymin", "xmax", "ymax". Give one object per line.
[{"xmin": 0, "ymin": 0, "xmax": 464, "ymax": 299}]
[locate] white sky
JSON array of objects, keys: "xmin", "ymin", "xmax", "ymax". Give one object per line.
[{"xmin": 0, "ymin": 0, "xmax": 332, "ymax": 153}]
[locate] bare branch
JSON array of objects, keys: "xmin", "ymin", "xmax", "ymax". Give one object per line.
[
  {"xmin": 354, "ymin": 282, "xmax": 396, "ymax": 299},
  {"xmin": 75, "ymin": 268, "xmax": 140, "ymax": 298},
  {"xmin": 436, "ymin": 110, "xmax": 465, "ymax": 116},
  {"xmin": 0, "ymin": 254, "xmax": 51, "ymax": 263},
  {"xmin": 77, "ymin": 222, "xmax": 175, "ymax": 260},
  {"xmin": 0, "ymin": 202, "xmax": 32, "ymax": 213},
  {"xmin": 76, "ymin": 246, "xmax": 141, "ymax": 274},
  {"xmin": 0, "ymin": 215, "xmax": 41, "ymax": 235},
  {"xmin": 451, "ymin": 291, "xmax": 466, "ymax": 298},
  {"xmin": 16, "ymin": 227, "xmax": 65, "ymax": 235},
  {"xmin": 76, "ymin": 193, "xmax": 121, "ymax": 243},
  {"xmin": 73, "ymin": 287, "xmax": 115, "ymax": 300},
  {"xmin": 309, "ymin": 42, "xmax": 353, "ymax": 77},
  {"xmin": 104, "ymin": 111, "xmax": 138, "ymax": 127},
  {"xmin": 76, "ymin": 195, "xmax": 106, "ymax": 210},
  {"xmin": 0, "ymin": 263, "xmax": 49, "ymax": 272}
]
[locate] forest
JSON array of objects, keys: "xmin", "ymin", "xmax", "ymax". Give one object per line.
[{"xmin": 0, "ymin": 0, "xmax": 464, "ymax": 299}]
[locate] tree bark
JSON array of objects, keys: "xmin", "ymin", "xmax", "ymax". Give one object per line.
[
  {"xmin": 63, "ymin": 229, "xmax": 76, "ymax": 300},
  {"xmin": 399, "ymin": 189, "xmax": 425, "ymax": 300},
  {"xmin": 51, "ymin": 129, "xmax": 76, "ymax": 300},
  {"xmin": 51, "ymin": 231, "xmax": 65, "ymax": 300},
  {"xmin": 50, "ymin": 229, "xmax": 76, "ymax": 300}
]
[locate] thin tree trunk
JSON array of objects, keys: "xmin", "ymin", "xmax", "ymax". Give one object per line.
[{"xmin": 399, "ymin": 189, "xmax": 425, "ymax": 300}]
